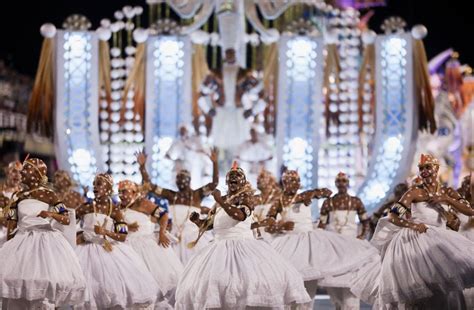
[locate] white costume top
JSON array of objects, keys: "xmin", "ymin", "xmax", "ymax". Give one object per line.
[
  {"xmin": 280, "ymin": 202, "xmax": 314, "ymax": 233},
  {"xmin": 326, "ymin": 210, "xmax": 358, "ymax": 237},
  {"xmin": 213, "ymin": 207, "xmax": 253, "ymax": 241}
]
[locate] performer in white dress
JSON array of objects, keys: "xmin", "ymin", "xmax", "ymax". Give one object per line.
[
  {"xmin": 75, "ymin": 173, "xmax": 160, "ymax": 309},
  {"xmin": 251, "ymin": 169, "xmax": 281, "ymax": 240},
  {"xmin": 353, "ymin": 154, "xmax": 474, "ymax": 309},
  {"xmin": 118, "ymin": 180, "xmax": 184, "ymax": 307},
  {"xmin": 52, "ymin": 170, "xmax": 85, "ymax": 247},
  {"xmin": 137, "ymin": 149, "xmax": 218, "ymax": 265},
  {"xmin": 318, "ymin": 172, "xmax": 371, "ymax": 310},
  {"xmin": 0, "ymin": 161, "xmax": 22, "ymax": 246},
  {"xmin": 235, "ymin": 128, "xmax": 274, "ymax": 185},
  {"xmin": 267, "ymin": 170, "xmax": 379, "ymax": 308},
  {"xmin": 166, "ymin": 126, "xmax": 211, "ymax": 188},
  {"xmin": 0, "ymin": 158, "xmax": 87, "ymax": 309},
  {"xmin": 175, "ymin": 163, "xmax": 311, "ymax": 309}
]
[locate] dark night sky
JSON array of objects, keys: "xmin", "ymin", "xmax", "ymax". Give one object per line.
[{"xmin": 1, "ymin": 0, "xmax": 473, "ymax": 77}]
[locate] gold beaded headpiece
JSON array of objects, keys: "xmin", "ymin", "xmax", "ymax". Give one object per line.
[
  {"xmin": 22, "ymin": 157, "xmax": 48, "ymax": 185},
  {"xmin": 335, "ymin": 172, "xmax": 349, "ymax": 181},
  {"xmin": 418, "ymin": 154, "xmax": 439, "ymax": 167},
  {"xmin": 118, "ymin": 180, "xmax": 138, "ymax": 192}
]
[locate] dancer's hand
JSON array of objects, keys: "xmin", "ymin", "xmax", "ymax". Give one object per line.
[
  {"xmin": 135, "ymin": 149, "xmax": 148, "ymax": 166},
  {"xmin": 200, "ymin": 207, "xmax": 211, "ymax": 215},
  {"xmin": 128, "ymin": 221, "xmax": 139, "ymax": 232},
  {"xmin": 411, "ymin": 223, "xmax": 428, "ymax": 233},
  {"xmin": 158, "ymin": 232, "xmax": 170, "ymax": 248},
  {"xmin": 428, "ymin": 194, "xmax": 449, "ymax": 205},
  {"xmin": 37, "ymin": 210, "xmax": 51, "ymax": 218},
  {"xmin": 94, "ymin": 225, "xmax": 106, "ymax": 236},
  {"xmin": 190, "ymin": 211, "xmax": 200, "ymax": 223},
  {"xmin": 208, "ymin": 148, "xmax": 218, "ymax": 163},
  {"xmin": 212, "ymin": 189, "xmax": 223, "ymax": 204},
  {"xmin": 314, "ymin": 188, "xmax": 332, "ymax": 199},
  {"xmin": 280, "ymin": 221, "xmax": 295, "ymax": 231}
]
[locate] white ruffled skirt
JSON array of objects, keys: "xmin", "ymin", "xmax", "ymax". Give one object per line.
[
  {"xmin": 127, "ymin": 234, "xmax": 183, "ymax": 306},
  {"xmin": 76, "ymin": 240, "xmax": 161, "ymax": 309},
  {"xmin": 352, "ymin": 220, "xmax": 474, "ymax": 306},
  {"xmin": 271, "ymin": 229, "xmax": 378, "ymax": 286},
  {"xmin": 172, "ymin": 230, "xmax": 213, "ymax": 266},
  {"xmin": 0, "ymin": 229, "xmax": 87, "ymax": 306},
  {"xmin": 175, "ymin": 238, "xmax": 311, "ymax": 309}
]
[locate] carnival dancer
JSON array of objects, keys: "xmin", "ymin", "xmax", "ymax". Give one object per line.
[
  {"xmin": 0, "ymin": 158, "xmax": 87, "ymax": 308},
  {"xmin": 0, "ymin": 161, "xmax": 22, "ymax": 246},
  {"xmin": 175, "ymin": 162, "xmax": 311, "ymax": 309},
  {"xmin": 75, "ymin": 173, "xmax": 160, "ymax": 309},
  {"xmin": 251, "ymin": 169, "xmax": 281, "ymax": 240},
  {"xmin": 53, "ymin": 170, "xmax": 85, "ymax": 210},
  {"xmin": 137, "ymin": 149, "xmax": 218, "ymax": 265},
  {"xmin": 318, "ymin": 172, "xmax": 370, "ymax": 238},
  {"xmin": 52, "ymin": 170, "xmax": 85, "ymax": 247},
  {"xmin": 318, "ymin": 172, "xmax": 371, "ymax": 310},
  {"xmin": 118, "ymin": 180, "xmax": 183, "ymax": 307},
  {"xmin": 268, "ymin": 170, "xmax": 379, "ymax": 309},
  {"xmin": 166, "ymin": 125, "xmax": 211, "ymax": 188},
  {"xmin": 235, "ymin": 128, "xmax": 274, "ymax": 185},
  {"xmin": 352, "ymin": 154, "xmax": 474, "ymax": 309}
]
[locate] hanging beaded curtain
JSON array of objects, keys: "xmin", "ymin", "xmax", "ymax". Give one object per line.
[
  {"xmin": 192, "ymin": 44, "xmax": 210, "ymax": 119},
  {"xmin": 323, "ymin": 43, "xmax": 341, "ymax": 136},
  {"xmin": 357, "ymin": 42, "xmax": 375, "ymax": 132},
  {"xmin": 27, "ymin": 37, "xmax": 55, "ymax": 137},
  {"xmin": 413, "ymin": 38, "xmax": 436, "ymax": 133},
  {"xmin": 123, "ymin": 42, "xmax": 146, "ymax": 127},
  {"xmin": 98, "ymin": 40, "xmax": 112, "ymax": 107}
]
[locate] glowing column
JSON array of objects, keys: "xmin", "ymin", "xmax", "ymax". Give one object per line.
[
  {"xmin": 145, "ymin": 35, "xmax": 191, "ymax": 186},
  {"xmin": 357, "ymin": 33, "xmax": 417, "ymax": 210},
  {"xmin": 276, "ymin": 35, "xmax": 324, "ymax": 189},
  {"xmin": 55, "ymin": 30, "xmax": 103, "ymax": 186}
]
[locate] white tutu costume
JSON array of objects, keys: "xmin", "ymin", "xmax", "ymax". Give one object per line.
[
  {"xmin": 270, "ymin": 202, "xmax": 378, "ymax": 288},
  {"xmin": 124, "ymin": 209, "xmax": 184, "ymax": 306},
  {"xmin": 170, "ymin": 204, "xmax": 213, "ymax": 265},
  {"xmin": 76, "ymin": 212, "xmax": 160, "ymax": 309},
  {"xmin": 175, "ymin": 207, "xmax": 311, "ymax": 309},
  {"xmin": 352, "ymin": 202, "xmax": 474, "ymax": 309},
  {"xmin": 0, "ymin": 199, "xmax": 87, "ymax": 307}
]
